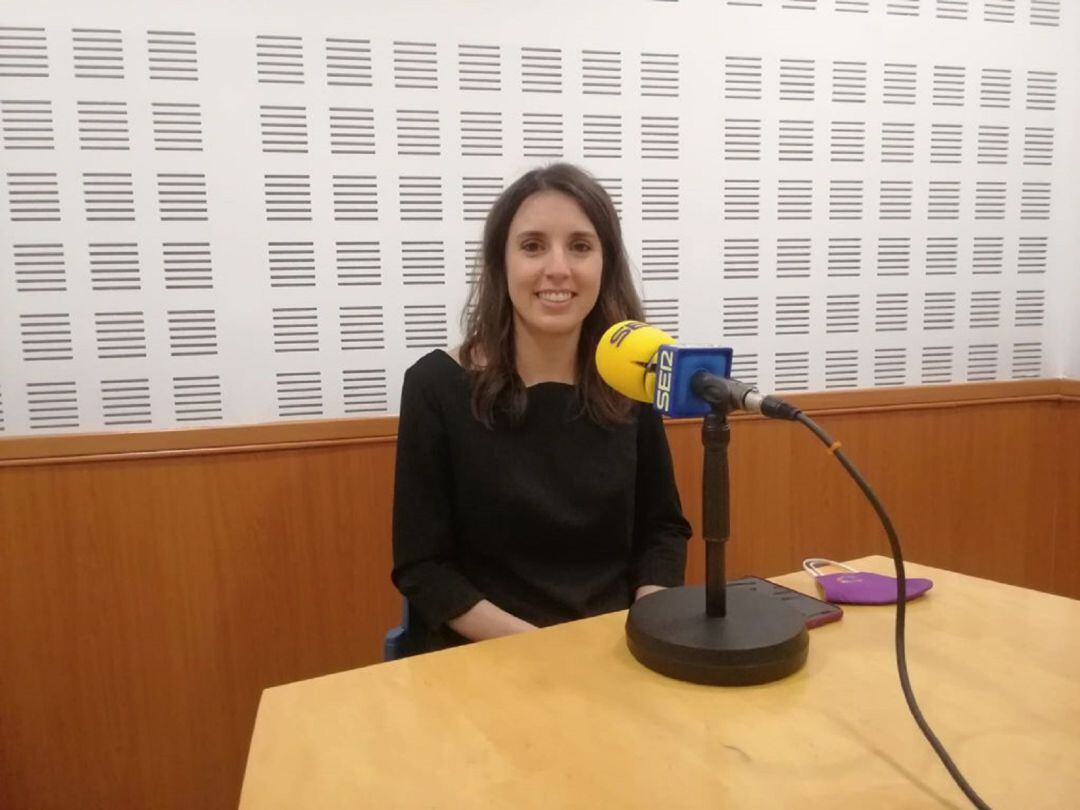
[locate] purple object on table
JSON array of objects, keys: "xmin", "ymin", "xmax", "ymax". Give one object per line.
[{"xmin": 803, "ymin": 559, "xmax": 933, "ymax": 605}]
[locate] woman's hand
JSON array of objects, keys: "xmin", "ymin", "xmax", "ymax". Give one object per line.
[
  {"xmin": 634, "ymin": 584, "xmax": 667, "ymax": 601},
  {"xmin": 447, "ymin": 599, "xmax": 537, "ymax": 641}
]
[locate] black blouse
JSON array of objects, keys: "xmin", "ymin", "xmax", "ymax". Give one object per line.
[{"xmin": 391, "ymin": 350, "xmax": 692, "ymax": 653}]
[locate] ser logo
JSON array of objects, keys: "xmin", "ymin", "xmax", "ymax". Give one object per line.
[
  {"xmin": 655, "ymin": 346, "xmax": 674, "ymax": 411},
  {"xmin": 609, "ymin": 321, "xmax": 647, "ymax": 348}
]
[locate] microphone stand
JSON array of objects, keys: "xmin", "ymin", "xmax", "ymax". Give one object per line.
[
  {"xmin": 624, "ymin": 400, "xmax": 810, "ymax": 686},
  {"xmin": 703, "ymin": 404, "xmax": 730, "ymax": 618}
]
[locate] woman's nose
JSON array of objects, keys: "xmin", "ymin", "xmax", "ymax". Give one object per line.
[{"xmin": 545, "ymin": 247, "xmax": 571, "ymax": 277}]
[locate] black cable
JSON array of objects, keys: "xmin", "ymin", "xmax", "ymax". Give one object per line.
[{"xmin": 794, "ymin": 411, "xmax": 992, "ymax": 810}]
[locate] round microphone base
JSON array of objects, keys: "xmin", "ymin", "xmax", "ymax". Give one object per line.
[{"xmin": 626, "ymin": 585, "xmax": 809, "ymax": 686}]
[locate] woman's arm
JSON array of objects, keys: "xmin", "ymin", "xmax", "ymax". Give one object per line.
[
  {"xmin": 629, "ymin": 406, "xmax": 694, "ymax": 594},
  {"xmin": 392, "ymin": 362, "xmax": 486, "ymax": 630},
  {"xmin": 392, "ymin": 358, "xmax": 535, "ymax": 640}
]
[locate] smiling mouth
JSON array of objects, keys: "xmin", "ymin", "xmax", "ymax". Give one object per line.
[{"xmin": 536, "ymin": 291, "xmax": 575, "ymax": 303}]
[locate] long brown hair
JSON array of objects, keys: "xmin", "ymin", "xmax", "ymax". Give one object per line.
[{"xmin": 460, "ymin": 163, "xmax": 644, "ymax": 428}]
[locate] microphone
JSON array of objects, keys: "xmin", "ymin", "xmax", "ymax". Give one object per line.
[{"xmin": 595, "ymin": 320, "xmax": 801, "ymax": 420}]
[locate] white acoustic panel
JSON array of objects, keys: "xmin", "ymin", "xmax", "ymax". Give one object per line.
[{"xmin": 0, "ymin": 0, "xmax": 1077, "ymax": 435}]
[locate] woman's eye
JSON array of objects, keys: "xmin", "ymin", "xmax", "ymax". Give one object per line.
[
  {"xmin": 522, "ymin": 240, "xmax": 542, "ymax": 253},
  {"xmin": 572, "ymin": 242, "xmax": 593, "ymax": 253}
]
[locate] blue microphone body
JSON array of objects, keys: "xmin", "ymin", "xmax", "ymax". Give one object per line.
[{"xmin": 654, "ymin": 344, "xmax": 734, "ymax": 418}]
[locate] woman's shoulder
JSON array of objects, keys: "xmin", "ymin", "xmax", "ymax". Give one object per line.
[{"xmin": 404, "ymin": 349, "xmax": 467, "ymax": 393}]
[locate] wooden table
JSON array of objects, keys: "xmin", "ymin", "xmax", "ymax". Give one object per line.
[{"xmin": 240, "ymin": 557, "xmax": 1080, "ymax": 808}]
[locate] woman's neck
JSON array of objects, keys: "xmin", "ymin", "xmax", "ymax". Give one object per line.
[{"xmin": 514, "ymin": 322, "xmax": 581, "ymax": 386}]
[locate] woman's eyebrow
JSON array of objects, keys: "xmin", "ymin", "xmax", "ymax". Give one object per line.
[{"xmin": 512, "ymin": 229, "xmax": 597, "ymax": 240}]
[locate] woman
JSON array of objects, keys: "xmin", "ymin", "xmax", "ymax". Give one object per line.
[{"xmin": 391, "ymin": 162, "xmax": 692, "ymax": 655}]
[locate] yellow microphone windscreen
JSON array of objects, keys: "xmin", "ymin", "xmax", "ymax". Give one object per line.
[{"xmin": 595, "ymin": 320, "xmax": 675, "ymax": 403}]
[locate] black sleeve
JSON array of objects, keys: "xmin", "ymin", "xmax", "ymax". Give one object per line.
[
  {"xmin": 391, "ymin": 364, "xmax": 485, "ymax": 630},
  {"xmin": 629, "ymin": 406, "xmax": 693, "ymax": 589}
]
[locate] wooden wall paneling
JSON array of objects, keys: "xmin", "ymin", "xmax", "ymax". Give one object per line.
[
  {"xmin": 0, "ymin": 443, "xmax": 400, "ymax": 810},
  {"xmin": 793, "ymin": 402, "xmax": 1061, "ymax": 593},
  {"xmin": 0, "ymin": 417, "xmax": 399, "ymax": 464},
  {"xmin": 1052, "ymin": 399, "xmax": 1080, "ymax": 597},
  {"xmin": 669, "ymin": 395, "xmax": 1069, "ymax": 594}
]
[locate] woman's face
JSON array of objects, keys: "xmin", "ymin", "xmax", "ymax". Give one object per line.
[{"xmin": 504, "ymin": 190, "xmax": 604, "ymax": 341}]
